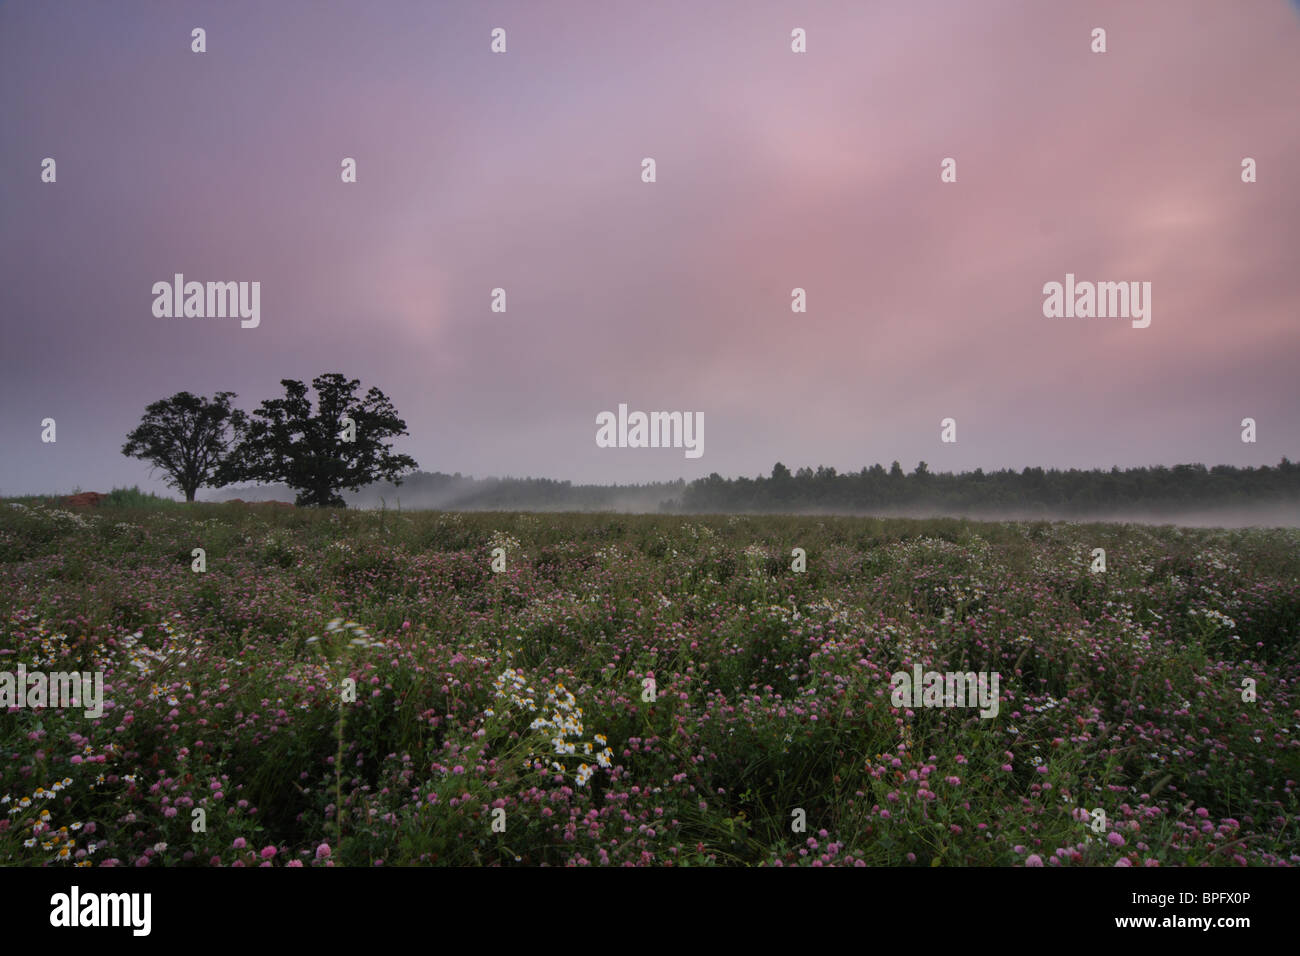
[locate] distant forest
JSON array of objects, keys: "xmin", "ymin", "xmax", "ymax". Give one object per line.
[
  {"xmin": 677, "ymin": 460, "xmax": 1300, "ymax": 516},
  {"xmin": 209, "ymin": 458, "xmax": 1300, "ymax": 519}
]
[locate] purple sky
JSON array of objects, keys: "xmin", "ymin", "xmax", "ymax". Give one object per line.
[{"xmin": 2, "ymin": 0, "xmax": 1298, "ymax": 497}]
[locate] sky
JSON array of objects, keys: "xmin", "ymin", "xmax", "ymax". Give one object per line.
[{"xmin": 2, "ymin": 0, "xmax": 1298, "ymax": 497}]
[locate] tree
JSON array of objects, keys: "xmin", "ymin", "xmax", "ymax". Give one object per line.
[
  {"xmin": 122, "ymin": 391, "xmax": 247, "ymax": 502},
  {"xmin": 218, "ymin": 373, "xmax": 418, "ymax": 507}
]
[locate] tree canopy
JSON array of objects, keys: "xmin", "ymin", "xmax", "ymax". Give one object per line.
[
  {"xmin": 121, "ymin": 391, "xmax": 247, "ymax": 502},
  {"xmin": 216, "ymin": 373, "xmax": 417, "ymax": 507}
]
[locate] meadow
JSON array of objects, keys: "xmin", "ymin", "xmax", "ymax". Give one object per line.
[{"xmin": 1, "ymin": 496, "xmax": 1297, "ymax": 866}]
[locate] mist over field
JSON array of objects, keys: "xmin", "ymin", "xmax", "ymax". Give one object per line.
[
  {"xmin": 207, "ymin": 483, "xmax": 1300, "ymax": 528},
  {"xmin": 201, "ymin": 460, "xmax": 1300, "ymax": 529}
]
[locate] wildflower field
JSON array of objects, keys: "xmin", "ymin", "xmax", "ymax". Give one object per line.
[{"xmin": 1, "ymin": 500, "xmax": 1297, "ymax": 867}]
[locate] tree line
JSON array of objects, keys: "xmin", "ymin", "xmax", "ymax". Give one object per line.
[
  {"xmin": 207, "ymin": 460, "xmax": 1298, "ymax": 516},
  {"xmin": 122, "ymin": 379, "xmax": 1296, "ymax": 515},
  {"xmin": 675, "ymin": 460, "xmax": 1300, "ymax": 515}
]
